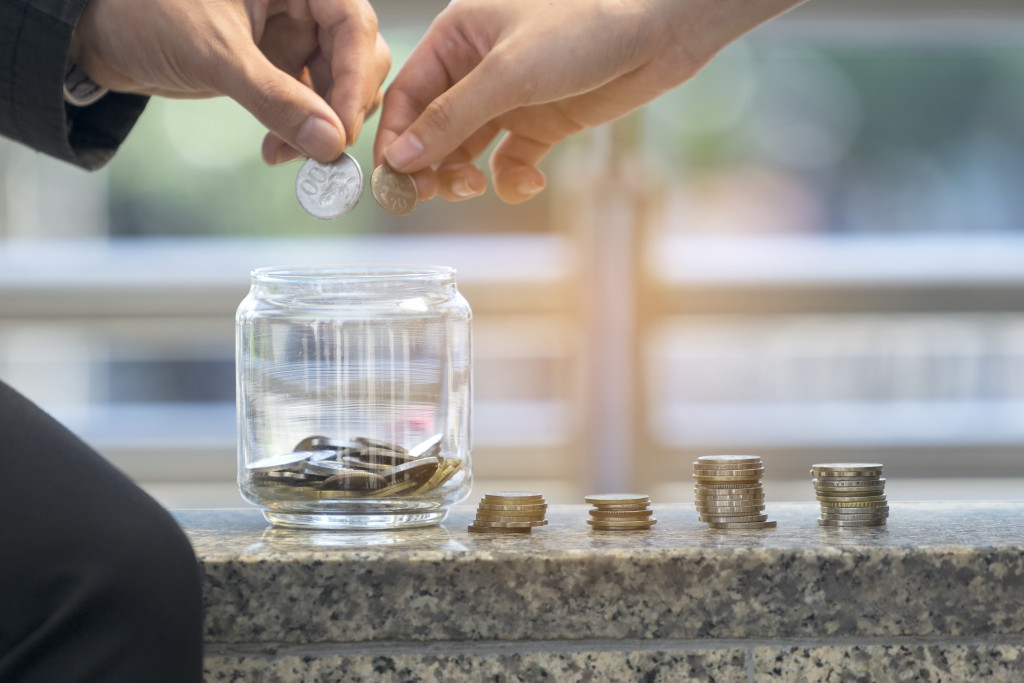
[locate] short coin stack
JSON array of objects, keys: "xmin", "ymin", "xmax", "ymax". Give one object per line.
[
  {"xmin": 468, "ymin": 491, "xmax": 549, "ymax": 534},
  {"xmin": 812, "ymin": 462, "xmax": 888, "ymax": 528},
  {"xmin": 584, "ymin": 493, "xmax": 657, "ymax": 531},
  {"xmin": 693, "ymin": 455, "xmax": 777, "ymax": 529}
]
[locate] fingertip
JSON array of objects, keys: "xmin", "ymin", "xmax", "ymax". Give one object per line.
[
  {"xmin": 384, "ymin": 133, "xmax": 425, "ymax": 171},
  {"xmin": 296, "ymin": 116, "xmax": 345, "ymax": 163},
  {"xmin": 262, "ymin": 134, "xmax": 302, "ymax": 166},
  {"xmin": 411, "ymin": 168, "xmax": 438, "ymax": 201},
  {"xmin": 437, "ymin": 163, "xmax": 487, "ymax": 202},
  {"xmin": 494, "ymin": 168, "xmax": 546, "ymax": 204}
]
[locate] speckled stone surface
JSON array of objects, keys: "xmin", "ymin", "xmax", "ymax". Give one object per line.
[{"xmin": 178, "ymin": 502, "xmax": 1024, "ymax": 682}]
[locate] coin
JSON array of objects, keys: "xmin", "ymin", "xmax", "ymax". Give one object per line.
[
  {"xmin": 295, "ymin": 153, "xmax": 363, "ymax": 219},
  {"xmin": 407, "ymin": 433, "xmax": 444, "ymax": 459},
  {"xmin": 485, "ymin": 491, "xmax": 545, "ymax": 503},
  {"xmin": 476, "ymin": 502, "xmax": 548, "ymax": 513},
  {"xmin": 467, "ymin": 525, "xmax": 531, "ymax": 534},
  {"xmin": 293, "ymin": 435, "xmax": 333, "ymax": 452},
  {"xmin": 695, "ymin": 455, "xmax": 763, "ymax": 465},
  {"xmin": 706, "ymin": 520, "xmax": 778, "ymax": 530},
  {"xmin": 819, "ymin": 500, "xmax": 889, "ymax": 509},
  {"xmin": 382, "ymin": 457, "xmax": 441, "ymax": 484},
  {"xmin": 817, "ymin": 519, "xmax": 887, "ymax": 528},
  {"xmin": 695, "ymin": 482, "xmax": 763, "ymax": 490},
  {"xmin": 584, "ymin": 493, "xmax": 650, "ymax": 505},
  {"xmin": 321, "ymin": 470, "xmax": 387, "ymax": 490},
  {"xmin": 812, "ymin": 477, "xmax": 887, "ymax": 487},
  {"xmin": 589, "ymin": 508, "xmax": 654, "ymax": 519},
  {"xmin": 816, "ymin": 495, "xmax": 887, "ymax": 503},
  {"xmin": 586, "ymin": 518, "xmax": 657, "ymax": 530},
  {"xmin": 246, "ymin": 452, "xmax": 311, "ymax": 472},
  {"xmin": 471, "ymin": 519, "xmax": 548, "ymax": 528},
  {"xmin": 354, "ymin": 436, "xmax": 408, "ymax": 454},
  {"xmin": 699, "ymin": 514, "xmax": 768, "ymax": 524},
  {"xmin": 370, "ymin": 164, "xmax": 418, "ymax": 216}
]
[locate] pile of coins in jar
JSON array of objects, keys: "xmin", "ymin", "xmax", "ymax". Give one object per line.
[
  {"xmin": 295, "ymin": 153, "xmax": 418, "ymax": 219},
  {"xmin": 245, "ymin": 433, "xmax": 463, "ymax": 500}
]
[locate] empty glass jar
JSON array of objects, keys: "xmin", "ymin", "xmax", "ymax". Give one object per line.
[{"xmin": 236, "ymin": 265, "xmax": 473, "ymax": 529}]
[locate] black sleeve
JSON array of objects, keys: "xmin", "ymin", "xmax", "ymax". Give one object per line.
[{"xmin": 0, "ymin": 0, "xmax": 148, "ymax": 170}]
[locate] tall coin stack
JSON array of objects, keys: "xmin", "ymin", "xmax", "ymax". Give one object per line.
[
  {"xmin": 468, "ymin": 491, "xmax": 548, "ymax": 534},
  {"xmin": 812, "ymin": 463, "xmax": 888, "ymax": 528},
  {"xmin": 693, "ymin": 455, "xmax": 777, "ymax": 529},
  {"xmin": 584, "ymin": 493, "xmax": 657, "ymax": 531}
]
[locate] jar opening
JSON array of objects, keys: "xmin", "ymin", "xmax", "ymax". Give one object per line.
[{"xmin": 253, "ymin": 265, "xmax": 455, "ymax": 284}]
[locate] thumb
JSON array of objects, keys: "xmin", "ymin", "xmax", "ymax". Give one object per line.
[
  {"xmin": 380, "ymin": 61, "xmax": 509, "ymax": 173},
  {"xmin": 218, "ymin": 45, "xmax": 346, "ymax": 163}
]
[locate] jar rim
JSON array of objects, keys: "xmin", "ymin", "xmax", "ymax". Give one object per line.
[{"xmin": 252, "ymin": 264, "xmax": 456, "ymax": 283}]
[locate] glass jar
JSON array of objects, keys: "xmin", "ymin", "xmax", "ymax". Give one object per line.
[{"xmin": 236, "ymin": 265, "xmax": 472, "ymax": 529}]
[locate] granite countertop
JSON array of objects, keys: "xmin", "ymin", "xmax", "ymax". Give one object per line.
[{"xmin": 177, "ymin": 502, "xmax": 1024, "ymax": 647}]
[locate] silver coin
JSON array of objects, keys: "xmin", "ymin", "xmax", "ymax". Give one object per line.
[
  {"xmin": 407, "ymin": 433, "xmax": 444, "ymax": 459},
  {"xmin": 370, "ymin": 164, "xmax": 418, "ymax": 216},
  {"xmin": 295, "ymin": 153, "xmax": 363, "ymax": 219},
  {"xmin": 246, "ymin": 452, "xmax": 311, "ymax": 472}
]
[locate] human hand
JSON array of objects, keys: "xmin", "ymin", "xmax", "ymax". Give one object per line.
[
  {"xmin": 375, "ymin": 0, "xmax": 803, "ymax": 204},
  {"xmin": 73, "ymin": 0, "xmax": 391, "ymax": 165}
]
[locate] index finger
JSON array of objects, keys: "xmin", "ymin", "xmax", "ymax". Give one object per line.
[{"xmin": 309, "ymin": 0, "xmax": 389, "ymax": 143}]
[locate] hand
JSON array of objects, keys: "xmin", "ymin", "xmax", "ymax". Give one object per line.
[
  {"xmin": 73, "ymin": 0, "xmax": 391, "ymax": 165},
  {"xmin": 374, "ymin": 0, "xmax": 803, "ymax": 204}
]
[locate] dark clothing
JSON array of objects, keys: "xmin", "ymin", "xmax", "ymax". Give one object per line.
[
  {"xmin": 0, "ymin": 3, "xmax": 201, "ymax": 681},
  {"xmin": 0, "ymin": 0, "xmax": 147, "ymax": 169},
  {"xmin": 0, "ymin": 382, "xmax": 205, "ymax": 683}
]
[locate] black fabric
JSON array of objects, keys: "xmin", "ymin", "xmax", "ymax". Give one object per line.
[
  {"xmin": 0, "ymin": 0, "xmax": 148, "ymax": 170},
  {"xmin": 0, "ymin": 379, "xmax": 204, "ymax": 683}
]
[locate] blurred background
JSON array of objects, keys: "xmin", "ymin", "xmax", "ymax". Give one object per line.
[{"xmin": 2, "ymin": 0, "xmax": 1024, "ymax": 508}]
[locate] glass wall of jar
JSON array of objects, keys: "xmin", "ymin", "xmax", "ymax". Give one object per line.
[{"xmin": 236, "ymin": 265, "xmax": 472, "ymax": 529}]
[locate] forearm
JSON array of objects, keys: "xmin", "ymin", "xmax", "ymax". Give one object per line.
[{"xmin": 0, "ymin": 0, "xmax": 147, "ymax": 170}]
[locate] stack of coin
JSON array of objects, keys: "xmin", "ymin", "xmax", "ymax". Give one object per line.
[
  {"xmin": 584, "ymin": 493, "xmax": 657, "ymax": 531},
  {"xmin": 812, "ymin": 462, "xmax": 888, "ymax": 528},
  {"xmin": 468, "ymin": 492, "xmax": 549, "ymax": 534},
  {"xmin": 246, "ymin": 433, "xmax": 464, "ymax": 500},
  {"xmin": 693, "ymin": 455, "xmax": 777, "ymax": 529}
]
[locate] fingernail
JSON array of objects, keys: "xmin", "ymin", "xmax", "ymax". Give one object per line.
[
  {"xmin": 517, "ymin": 180, "xmax": 544, "ymax": 198},
  {"xmin": 385, "ymin": 133, "xmax": 424, "ymax": 170},
  {"xmin": 296, "ymin": 117, "xmax": 343, "ymax": 161},
  {"xmin": 451, "ymin": 177, "xmax": 481, "ymax": 198}
]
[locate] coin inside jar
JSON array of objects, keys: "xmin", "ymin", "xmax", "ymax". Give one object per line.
[{"xmin": 295, "ymin": 152, "xmax": 363, "ymax": 219}]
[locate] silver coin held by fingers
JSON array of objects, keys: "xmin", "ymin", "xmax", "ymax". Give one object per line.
[
  {"xmin": 295, "ymin": 152, "xmax": 363, "ymax": 219},
  {"xmin": 371, "ymin": 164, "xmax": 418, "ymax": 216}
]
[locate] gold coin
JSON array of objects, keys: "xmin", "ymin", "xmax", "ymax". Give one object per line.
[
  {"xmin": 584, "ymin": 493, "xmax": 650, "ymax": 505},
  {"xmin": 817, "ymin": 494, "xmax": 887, "ymax": 503},
  {"xmin": 813, "ymin": 486, "xmax": 885, "ymax": 496},
  {"xmin": 475, "ymin": 510, "xmax": 547, "ymax": 520},
  {"xmin": 586, "ymin": 519, "xmax": 657, "ymax": 530},
  {"xmin": 695, "ymin": 493, "xmax": 765, "ymax": 502},
  {"xmin": 471, "ymin": 519, "xmax": 548, "ymax": 528},
  {"xmin": 699, "ymin": 513, "xmax": 768, "ymax": 524},
  {"xmin": 467, "ymin": 524, "xmax": 531, "ymax": 534},
  {"xmin": 589, "ymin": 509, "xmax": 654, "ymax": 520},
  {"xmin": 693, "ymin": 474, "xmax": 763, "ymax": 483},
  {"xmin": 485, "ymin": 491, "xmax": 545, "ymax": 503},
  {"xmin": 477, "ymin": 502, "xmax": 548, "ymax": 512},
  {"xmin": 695, "ymin": 455, "xmax": 763, "ymax": 465},
  {"xmin": 706, "ymin": 520, "xmax": 778, "ymax": 529},
  {"xmin": 370, "ymin": 163, "xmax": 418, "ymax": 216},
  {"xmin": 692, "ymin": 501, "xmax": 765, "ymax": 511},
  {"xmin": 588, "ymin": 502, "xmax": 652, "ymax": 511},
  {"xmin": 320, "ymin": 470, "xmax": 387, "ymax": 491}
]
